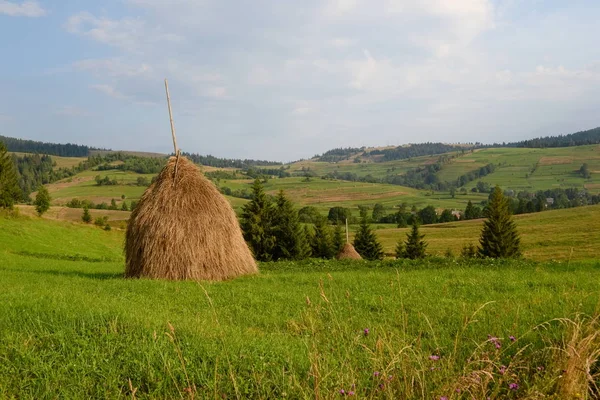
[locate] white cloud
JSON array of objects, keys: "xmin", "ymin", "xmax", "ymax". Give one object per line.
[
  {"xmin": 90, "ymin": 84, "xmax": 129, "ymax": 100},
  {"xmin": 0, "ymin": 0, "xmax": 45, "ymax": 17},
  {"xmin": 65, "ymin": 12, "xmax": 182, "ymax": 52},
  {"xmin": 73, "ymin": 59, "xmax": 153, "ymax": 78}
]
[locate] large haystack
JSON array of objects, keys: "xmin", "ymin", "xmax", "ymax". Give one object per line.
[
  {"xmin": 336, "ymin": 243, "xmax": 362, "ymax": 260},
  {"xmin": 125, "ymin": 156, "xmax": 257, "ymax": 281}
]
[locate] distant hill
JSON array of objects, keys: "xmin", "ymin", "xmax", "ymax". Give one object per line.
[
  {"xmin": 0, "ymin": 135, "xmax": 94, "ymax": 157},
  {"xmin": 503, "ymin": 126, "xmax": 600, "ymax": 148}
]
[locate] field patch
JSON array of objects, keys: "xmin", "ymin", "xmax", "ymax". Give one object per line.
[{"xmin": 539, "ymin": 156, "xmax": 573, "ymax": 165}]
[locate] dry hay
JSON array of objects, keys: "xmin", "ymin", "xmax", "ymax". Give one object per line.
[
  {"xmin": 539, "ymin": 156, "xmax": 573, "ymax": 166},
  {"xmin": 125, "ymin": 156, "xmax": 257, "ymax": 281},
  {"xmin": 336, "ymin": 243, "xmax": 362, "ymax": 260}
]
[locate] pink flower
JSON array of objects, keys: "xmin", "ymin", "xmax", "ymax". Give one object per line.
[{"xmin": 429, "ymin": 355, "xmax": 440, "ymax": 361}]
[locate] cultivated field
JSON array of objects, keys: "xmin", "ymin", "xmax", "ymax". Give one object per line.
[{"xmin": 1, "ymin": 214, "xmax": 599, "ymax": 398}]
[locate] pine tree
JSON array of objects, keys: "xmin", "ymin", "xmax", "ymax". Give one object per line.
[
  {"xmin": 271, "ymin": 190, "xmax": 308, "ymax": 260},
  {"xmin": 302, "ymin": 225, "xmax": 313, "ymax": 258},
  {"xmin": 0, "ymin": 142, "xmax": 21, "ymax": 209},
  {"xmin": 395, "ymin": 239, "xmax": 405, "ymax": 259},
  {"xmin": 353, "ymin": 216, "xmax": 384, "ymax": 260},
  {"xmin": 240, "ymin": 179, "xmax": 275, "ymax": 261},
  {"xmin": 404, "ymin": 220, "xmax": 427, "ymax": 259},
  {"xmin": 332, "ymin": 223, "xmax": 344, "ymax": 253},
  {"xmin": 82, "ymin": 207, "xmax": 92, "ymax": 223},
  {"xmin": 478, "ymin": 186, "xmax": 522, "ymax": 258},
  {"xmin": 34, "ymin": 186, "xmax": 51, "ymax": 216},
  {"xmin": 121, "ymin": 202, "xmax": 129, "ymax": 211},
  {"xmin": 310, "ymin": 216, "xmax": 334, "ymax": 258}
]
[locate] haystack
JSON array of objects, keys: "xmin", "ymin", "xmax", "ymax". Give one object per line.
[
  {"xmin": 125, "ymin": 155, "xmax": 257, "ymax": 281},
  {"xmin": 336, "ymin": 242, "xmax": 362, "ymax": 260}
]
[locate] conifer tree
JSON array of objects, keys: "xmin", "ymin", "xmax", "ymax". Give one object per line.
[
  {"xmin": 271, "ymin": 190, "xmax": 308, "ymax": 260},
  {"xmin": 0, "ymin": 142, "xmax": 21, "ymax": 209},
  {"xmin": 302, "ymin": 225, "xmax": 313, "ymax": 258},
  {"xmin": 332, "ymin": 223, "xmax": 344, "ymax": 253},
  {"xmin": 310, "ymin": 216, "xmax": 334, "ymax": 259},
  {"xmin": 240, "ymin": 179, "xmax": 275, "ymax": 261},
  {"xmin": 478, "ymin": 186, "xmax": 521, "ymax": 258},
  {"xmin": 81, "ymin": 207, "xmax": 92, "ymax": 223},
  {"xmin": 121, "ymin": 202, "xmax": 129, "ymax": 211},
  {"xmin": 395, "ymin": 239, "xmax": 405, "ymax": 259},
  {"xmin": 404, "ymin": 220, "xmax": 427, "ymax": 259},
  {"xmin": 353, "ymin": 216, "xmax": 384, "ymax": 260},
  {"xmin": 34, "ymin": 186, "xmax": 51, "ymax": 216}
]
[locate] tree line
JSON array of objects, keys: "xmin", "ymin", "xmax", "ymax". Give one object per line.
[{"xmin": 0, "ymin": 135, "xmax": 92, "ymax": 157}]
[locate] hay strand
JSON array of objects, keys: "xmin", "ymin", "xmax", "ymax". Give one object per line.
[
  {"xmin": 336, "ymin": 242, "xmax": 362, "ymax": 260},
  {"xmin": 125, "ymin": 156, "xmax": 257, "ymax": 281}
]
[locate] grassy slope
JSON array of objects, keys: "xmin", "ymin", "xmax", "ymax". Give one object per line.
[
  {"xmin": 371, "ymin": 204, "xmax": 600, "ymax": 261},
  {"xmin": 0, "ymin": 215, "xmax": 599, "ymax": 398},
  {"xmin": 292, "ymin": 145, "xmax": 600, "ymax": 194}
]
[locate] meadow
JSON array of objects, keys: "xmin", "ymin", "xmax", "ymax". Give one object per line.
[{"xmin": 1, "ymin": 214, "xmax": 599, "ymax": 398}]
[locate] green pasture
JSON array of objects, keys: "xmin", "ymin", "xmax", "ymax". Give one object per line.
[{"xmin": 1, "ymin": 214, "xmax": 599, "ymax": 398}]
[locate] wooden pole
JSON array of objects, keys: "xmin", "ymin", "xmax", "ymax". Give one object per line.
[
  {"xmin": 345, "ymin": 218, "xmax": 349, "ymax": 243},
  {"xmin": 164, "ymin": 79, "xmax": 179, "ymax": 155}
]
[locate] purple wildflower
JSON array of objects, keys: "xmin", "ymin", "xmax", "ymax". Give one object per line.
[
  {"xmin": 429, "ymin": 355, "xmax": 440, "ymax": 361},
  {"xmin": 373, "ymin": 371, "xmax": 380, "ymax": 377},
  {"xmin": 348, "ymin": 391, "xmax": 355, "ymax": 396},
  {"xmin": 509, "ymin": 335, "xmax": 516, "ymax": 342},
  {"xmin": 339, "ymin": 389, "xmax": 345, "ymax": 395},
  {"xmin": 537, "ymin": 366, "xmax": 545, "ymax": 372},
  {"xmin": 440, "ymin": 397, "xmax": 448, "ymax": 400},
  {"xmin": 363, "ymin": 328, "xmax": 369, "ymax": 336},
  {"xmin": 499, "ymin": 365, "xmax": 507, "ymax": 375},
  {"xmin": 509, "ymin": 383, "xmax": 519, "ymax": 391},
  {"xmin": 388, "ymin": 375, "xmax": 393, "ymax": 381}
]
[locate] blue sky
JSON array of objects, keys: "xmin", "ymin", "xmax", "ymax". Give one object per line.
[{"xmin": 1, "ymin": 0, "xmax": 599, "ymax": 160}]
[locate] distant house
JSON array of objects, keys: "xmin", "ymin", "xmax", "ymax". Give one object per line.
[
  {"xmin": 546, "ymin": 198, "xmax": 554, "ymax": 206},
  {"xmin": 451, "ymin": 210, "xmax": 462, "ymax": 219}
]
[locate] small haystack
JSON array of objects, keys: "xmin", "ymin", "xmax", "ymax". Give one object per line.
[
  {"xmin": 125, "ymin": 156, "xmax": 257, "ymax": 280},
  {"xmin": 337, "ymin": 243, "xmax": 362, "ymax": 260}
]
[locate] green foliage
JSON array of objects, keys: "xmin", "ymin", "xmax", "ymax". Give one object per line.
[
  {"xmin": 109, "ymin": 199, "xmax": 118, "ymax": 210},
  {"xmin": 136, "ymin": 176, "xmax": 149, "ymax": 186},
  {"xmin": 418, "ymin": 205, "xmax": 438, "ymax": 225},
  {"xmin": 327, "ymin": 206, "xmax": 351, "ymax": 224},
  {"xmin": 332, "ymin": 223, "xmax": 344, "ymax": 253},
  {"xmin": 395, "ymin": 239, "xmax": 405, "ymax": 259},
  {"xmin": 478, "ymin": 186, "xmax": 522, "ymax": 258},
  {"xmin": 310, "ymin": 216, "xmax": 334, "ymax": 259},
  {"xmin": 271, "ymin": 190, "xmax": 309, "ymax": 260},
  {"xmin": 81, "ymin": 207, "xmax": 92, "ymax": 224},
  {"xmin": 464, "ymin": 200, "xmax": 482, "ymax": 220},
  {"xmin": 461, "ymin": 243, "xmax": 478, "ymax": 259},
  {"xmin": 298, "ymin": 206, "xmax": 321, "ymax": 224},
  {"xmin": 372, "ymin": 203, "xmax": 386, "ymax": 221},
  {"xmin": 120, "ymin": 202, "xmax": 129, "ymax": 211},
  {"xmin": 240, "ymin": 179, "xmax": 275, "ymax": 261},
  {"xmin": 580, "ymin": 163, "xmax": 591, "ymax": 179},
  {"xmin": 95, "ymin": 175, "xmax": 118, "ymax": 186},
  {"xmin": 403, "ymin": 220, "xmax": 427, "ymax": 259},
  {"xmin": 438, "ymin": 209, "xmax": 455, "ymax": 223},
  {"xmin": 34, "ymin": 186, "xmax": 51, "ymax": 216},
  {"xmin": 0, "ymin": 142, "xmax": 21, "ymax": 209},
  {"xmin": 94, "ymin": 216, "xmax": 109, "ymax": 227},
  {"xmin": 353, "ymin": 216, "xmax": 384, "ymax": 260}
]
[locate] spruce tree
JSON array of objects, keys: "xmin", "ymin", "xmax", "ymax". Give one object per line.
[
  {"xmin": 0, "ymin": 142, "xmax": 21, "ymax": 209},
  {"xmin": 271, "ymin": 190, "xmax": 308, "ymax": 260},
  {"xmin": 82, "ymin": 207, "xmax": 92, "ymax": 223},
  {"xmin": 404, "ymin": 220, "xmax": 427, "ymax": 259},
  {"xmin": 240, "ymin": 179, "xmax": 275, "ymax": 261},
  {"xmin": 310, "ymin": 216, "xmax": 334, "ymax": 259},
  {"xmin": 353, "ymin": 216, "xmax": 384, "ymax": 260},
  {"xmin": 302, "ymin": 225, "xmax": 313, "ymax": 258},
  {"xmin": 34, "ymin": 186, "xmax": 51, "ymax": 216},
  {"xmin": 332, "ymin": 223, "xmax": 344, "ymax": 253},
  {"xmin": 478, "ymin": 186, "xmax": 521, "ymax": 258},
  {"xmin": 395, "ymin": 239, "xmax": 405, "ymax": 259}
]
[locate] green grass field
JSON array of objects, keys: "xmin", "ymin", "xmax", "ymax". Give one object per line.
[
  {"xmin": 1, "ymin": 214, "xmax": 599, "ymax": 398},
  {"xmin": 372, "ymin": 204, "xmax": 600, "ymax": 262}
]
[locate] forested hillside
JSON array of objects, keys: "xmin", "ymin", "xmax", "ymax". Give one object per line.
[{"xmin": 0, "ymin": 135, "xmax": 92, "ymax": 157}]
